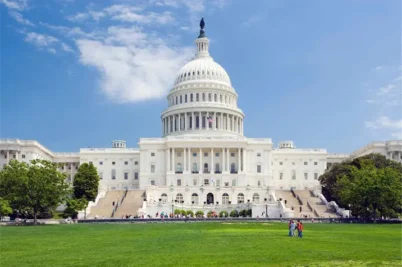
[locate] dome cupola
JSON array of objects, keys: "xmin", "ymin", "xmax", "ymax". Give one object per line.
[{"xmin": 161, "ymin": 19, "xmax": 245, "ymax": 137}]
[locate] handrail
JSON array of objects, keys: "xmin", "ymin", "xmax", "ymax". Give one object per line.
[
  {"xmin": 307, "ymin": 201, "xmax": 313, "ymax": 211},
  {"xmin": 313, "ymin": 209, "xmax": 319, "ymax": 217}
]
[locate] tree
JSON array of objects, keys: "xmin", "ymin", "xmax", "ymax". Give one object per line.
[
  {"xmin": 64, "ymin": 198, "xmax": 88, "ymax": 219},
  {"xmin": 0, "ymin": 160, "xmax": 70, "ymax": 224},
  {"xmin": 0, "ymin": 197, "xmax": 12, "ymax": 218},
  {"xmin": 319, "ymin": 154, "xmax": 402, "ymax": 220},
  {"xmin": 73, "ymin": 163, "xmax": 100, "ymax": 202}
]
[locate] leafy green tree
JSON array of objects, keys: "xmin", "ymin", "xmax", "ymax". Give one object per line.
[
  {"xmin": 0, "ymin": 197, "xmax": 12, "ymax": 218},
  {"xmin": 186, "ymin": 210, "xmax": 194, "ymax": 217},
  {"xmin": 230, "ymin": 210, "xmax": 239, "ymax": 217},
  {"xmin": 73, "ymin": 163, "xmax": 100, "ymax": 202},
  {"xmin": 64, "ymin": 198, "xmax": 88, "ymax": 219},
  {"xmin": 219, "ymin": 211, "xmax": 228, "ymax": 218},
  {"xmin": 0, "ymin": 160, "xmax": 70, "ymax": 224},
  {"xmin": 195, "ymin": 210, "xmax": 204, "ymax": 217}
]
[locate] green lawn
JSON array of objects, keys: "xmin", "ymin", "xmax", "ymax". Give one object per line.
[{"xmin": 0, "ymin": 222, "xmax": 401, "ymax": 267}]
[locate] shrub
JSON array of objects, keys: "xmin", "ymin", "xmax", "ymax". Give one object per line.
[
  {"xmin": 174, "ymin": 209, "xmax": 181, "ymax": 215},
  {"xmin": 219, "ymin": 211, "xmax": 228, "ymax": 218},
  {"xmin": 195, "ymin": 211, "xmax": 204, "ymax": 217},
  {"xmin": 186, "ymin": 210, "xmax": 194, "ymax": 217},
  {"xmin": 239, "ymin": 209, "xmax": 247, "ymax": 217},
  {"xmin": 230, "ymin": 210, "xmax": 239, "ymax": 217},
  {"xmin": 180, "ymin": 210, "xmax": 187, "ymax": 216},
  {"xmin": 207, "ymin": 211, "xmax": 215, "ymax": 218},
  {"xmin": 246, "ymin": 209, "xmax": 252, "ymax": 217}
]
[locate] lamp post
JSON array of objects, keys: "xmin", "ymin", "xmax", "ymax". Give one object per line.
[
  {"xmin": 348, "ymin": 204, "xmax": 351, "ymax": 218},
  {"xmin": 264, "ymin": 198, "xmax": 268, "ymax": 218}
]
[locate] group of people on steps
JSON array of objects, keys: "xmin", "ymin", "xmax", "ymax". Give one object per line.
[{"xmin": 288, "ymin": 220, "xmax": 304, "ymax": 238}]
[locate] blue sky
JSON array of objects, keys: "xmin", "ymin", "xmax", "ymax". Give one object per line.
[{"xmin": 0, "ymin": 0, "xmax": 401, "ymax": 153}]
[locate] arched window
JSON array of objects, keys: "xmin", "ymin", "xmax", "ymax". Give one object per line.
[
  {"xmin": 202, "ymin": 115, "xmax": 206, "ymax": 128},
  {"xmin": 204, "ymin": 163, "xmax": 209, "ymax": 173},
  {"xmin": 180, "ymin": 95, "xmax": 182, "ymax": 103},
  {"xmin": 176, "ymin": 96, "xmax": 178, "ymax": 104},
  {"xmin": 111, "ymin": 169, "xmax": 116, "ymax": 180},
  {"xmin": 192, "ymin": 193, "xmax": 198, "ymax": 204},
  {"xmin": 208, "ymin": 93, "xmax": 212, "ymax": 101},
  {"xmin": 214, "ymin": 94, "xmax": 217, "ymax": 102},
  {"xmin": 222, "ymin": 193, "xmax": 229, "ymax": 204},
  {"xmin": 161, "ymin": 193, "xmax": 168, "ymax": 203},
  {"xmin": 253, "ymin": 193, "xmax": 260, "ymax": 203},
  {"xmin": 202, "ymin": 93, "xmax": 205, "ymax": 101},
  {"xmin": 231, "ymin": 163, "xmax": 236, "ymax": 173},
  {"xmin": 176, "ymin": 163, "xmax": 182, "ymax": 173},
  {"xmin": 185, "ymin": 94, "xmax": 187, "ymax": 103},
  {"xmin": 237, "ymin": 193, "xmax": 244, "ymax": 204},
  {"xmin": 192, "ymin": 163, "xmax": 198, "ymax": 173},
  {"xmin": 196, "ymin": 116, "xmax": 199, "ymax": 128},
  {"xmin": 190, "ymin": 93, "xmax": 193, "ymax": 102},
  {"xmin": 215, "ymin": 163, "xmax": 220, "ymax": 173},
  {"xmin": 176, "ymin": 193, "xmax": 183, "ymax": 203},
  {"xmin": 196, "ymin": 93, "xmax": 199, "ymax": 101}
]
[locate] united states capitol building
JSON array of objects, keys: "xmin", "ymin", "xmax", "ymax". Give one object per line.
[{"xmin": 1, "ymin": 21, "xmax": 401, "ymax": 219}]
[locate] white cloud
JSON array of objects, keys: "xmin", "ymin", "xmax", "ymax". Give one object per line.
[
  {"xmin": 373, "ymin": 65, "xmax": 383, "ymax": 71},
  {"xmin": 243, "ymin": 15, "xmax": 264, "ymax": 27},
  {"xmin": 366, "ymin": 99, "xmax": 375, "ymax": 104},
  {"xmin": 110, "ymin": 10, "xmax": 174, "ymax": 24},
  {"xmin": 0, "ymin": 0, "xmax": 28, "ymax": 11},
  {"xmin": 75, "ymin": 26, "xmax": 193, "ymax": 103},
  {"xmin": 391, "ymin": 131, "xmax": 402, "ymax": 139},
  {"xmin": 25, "ymin": 32, "xmax": 59, "ymax": 47},
  {"xmin": 377, "ymin": 83, "xmax": 396, "ymax": 96},
  {"xmin": 9, "ymin": 11, "xmax": 34, "ymax": 26},
  {"xmin": 365, "ymin": 116, "xmax": 402, "ymax": 130},
  {"xmin": 67, "ymin": 10, "xmax": 106, "ymax": 22},
  {"xmin": 61, "ymin": 42, "xmax": 74, "ymax": 53}
]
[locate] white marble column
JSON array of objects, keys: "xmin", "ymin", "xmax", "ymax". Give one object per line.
[
  {"xmin": 173, "ymin": 115, "xmax": 176, "ymax": 132},
  {"xmin": 184, "ymin": 148, "xmax": 187, "ymax": 173},
  {"xmin": 172, "ymin": 148, "xmax": 175, "ymax": 173},
  {"xmin": 188, "ymin": 148, "xmax": 191, "ymax": 172},
  {"xmin": 211, "ymin": 148, "xmax": 214, "ymax": 173},
  {"xmin": 226, "ymin": 148, "xmax": 229, "ymax": 172},
  {"xmin": 222, "ymin": 148, "xmax": 226, "ymax": 172},
  {"xmin": 178, "ymin": 114, "xmax": 181, "ymax": 131},
  {"xmin": 192, "ymin": 112, "xmax": 195, "ymax": 130},
  {"xmin": 238, "ymin": 148, "xmax": 241, "ymax": 173},
  {"xmin": 199, "ymin": 148, "xmax": 203, "ymax": 174},
  {"xmin": 167, "ymin": 148, "xmax": 171, "ymax": 172}
]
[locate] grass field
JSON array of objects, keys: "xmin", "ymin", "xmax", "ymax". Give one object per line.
[{"xmin": 0, "ymin": 222, "xmax": 401, "ymax": 267}]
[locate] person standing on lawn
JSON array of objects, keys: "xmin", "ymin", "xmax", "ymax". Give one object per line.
[{"xmin": 297, "ymin": 220, "xmax": 304, "ymax": 238}]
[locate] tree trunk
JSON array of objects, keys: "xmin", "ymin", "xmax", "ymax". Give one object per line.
[
  {"xmin": 34, "ymin": 210, "xmax": 38, "ymax": 225},
  {"xmin": 373, "ymin": 205, "xmax": 377, "ymax": 223}
]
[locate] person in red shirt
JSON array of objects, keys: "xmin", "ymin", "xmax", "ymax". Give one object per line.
[{"xmin": 297, "ymin": 220, "xmax": 304, "ymax": 238}]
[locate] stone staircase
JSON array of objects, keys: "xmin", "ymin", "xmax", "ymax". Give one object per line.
[
  {"xmin": 294, "ymin": 190, "xmax": 339, "ymax": 218},
  {"xmin": 88, "ymin": 190, "xmax": 125, "ymax": 219},
  {"xmin": 113, "ymin": 190, "xmax": 145, "ymax": 218},
  {"xmin": 275, "ymin": 190, "xmax": 314, "ymax": 218}
]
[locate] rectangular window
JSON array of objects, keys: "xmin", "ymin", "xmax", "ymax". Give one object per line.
[
  {"xmin": 112, "ymin": 175, "xmax": 116, "ymax": 180},
  {"xmin": 258, "ymin": 180, "xmax": 261, "ymax": 187},
  {"xmin": 135, "ymin": 161, "xmax": 138, "ymax": 165},
  {"xmin": 232, "ymin": 179, "xmax": 236, "ymax": 186},
  {"xmin": 124, "ymin": 172, "xmax": 128, "ymax": 180},
  {"xmin": 304, "ymin": 173, "xmax": 308, "ymax": 180},
  {"xmin": 177, "ymin": 179, "xmax": 181, "ymax": 186},
  {"xmin": 292, "ymin": 173, "xmax": 296, "ymax": 180},
  {"xmin": 257, "ymin": 165, "xmax": 261, "ymax": 173},
  {"xmin": 314, "ymin": 162, "xmax": 318, "ymax": 165},
  {"xmin": 204, "ymin": 179, "xmax": 209, "ymax": 185},
  {"xmin": 124, "ymin": 161, "xmax": 128, "ymax": 165},
  {"xmin": 215, "ymin": 153, "xmax": 219, "ymax": 157},
  {"xmin": 304, "ymin": 162, "xmax": 308, "ymax": 165},
  {"xmin": 99, "ymin": 172, "xmax": 103, "ymax": 180},
  {"xmin": 89, "ymin": 161, "xmax": 93, "ymax": 164},
  {"xmin": 4, "ymin": 155, "xmax": 6, "ymax": 159},
  {"xmin": 13, "ymin": 155, "xmax": 16, "ymax": 159},
  {"xmin": 314, "ymin": 173, "xmax": 318, "ymax": 180},
  {"xmin": 231, "ymin": 153, "xmax": 235, "ymax": 157},
  {"xmin": 280, "ymin": 173, "xmax": 283, "ymax": 180},
  {"xmin": 99, "ymin": 161, "xmax": 103, "ymax": 165},
  {"xmin": 279, "ymin": 162, "xmax": 283, "ymax": 165},
  {"xmin": 76, "ymin": 166, "xmax": 78, "ymax": 170},
  {"xmin": 151, "ymin": 180, "xmax": 155, "ymax": 185},
  {"xmin": 68, "ymin": 166, "xmax": 71, "ymax": 170},
  {"xmin": 292, "ymin": 162, "xmax": 295, "ymax": 165},
  {"xmin": 257, "ymin": 153, "xmax": 261, "ymax": 157},
  {"xmin": 193, "ymin": 179, "xmax": 197, "ymax": 186},
  {"xmin": 224, "ymin": 182, "xmax": 229, "ymax": 187},
  {"xmin": 151, "ymin": 165, "xmax": 155, "ymax": 173},
  {"xmin": 22, "ymin": 155, "xmax": 26, "ymax": 158},
  {"xmin": 193, "ymin": 152, "xmax": 197, "ymax": 157},
  {"xmin": 216, "ymin": 179, "xmax": 220, "ymax": 186},
  {"xmin": 204, "ymin": 152, "xmax": 208, "ymax": 157},
  {"xmin": 134, "ymin": 172, "xmax": 139, "ymax": 180},
  {"xmin": 151, "ymin": 153, "xmax": 155, "ymax": 157},
  {"xmin": 177, "ymin": 152, "xmax": 182, "ymax": 157}
]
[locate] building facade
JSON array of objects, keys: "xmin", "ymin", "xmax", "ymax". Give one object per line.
[{"xmin": 1, "ymin": 23, "xmax": 401, "ymax": 217}]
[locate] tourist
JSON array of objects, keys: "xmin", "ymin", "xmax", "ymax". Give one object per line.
[
  {"xmin": 289, "ymin": 220, "xmax": 296, "ymax": 237},
  {"xmin": 297, "ymin": 221, "xmax": 304, "ymax": 238}
]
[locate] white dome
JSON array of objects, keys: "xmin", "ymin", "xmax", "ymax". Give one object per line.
[{"xmin": 173, "ymin": 57, "xmax": 231, "ymax": 87}]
